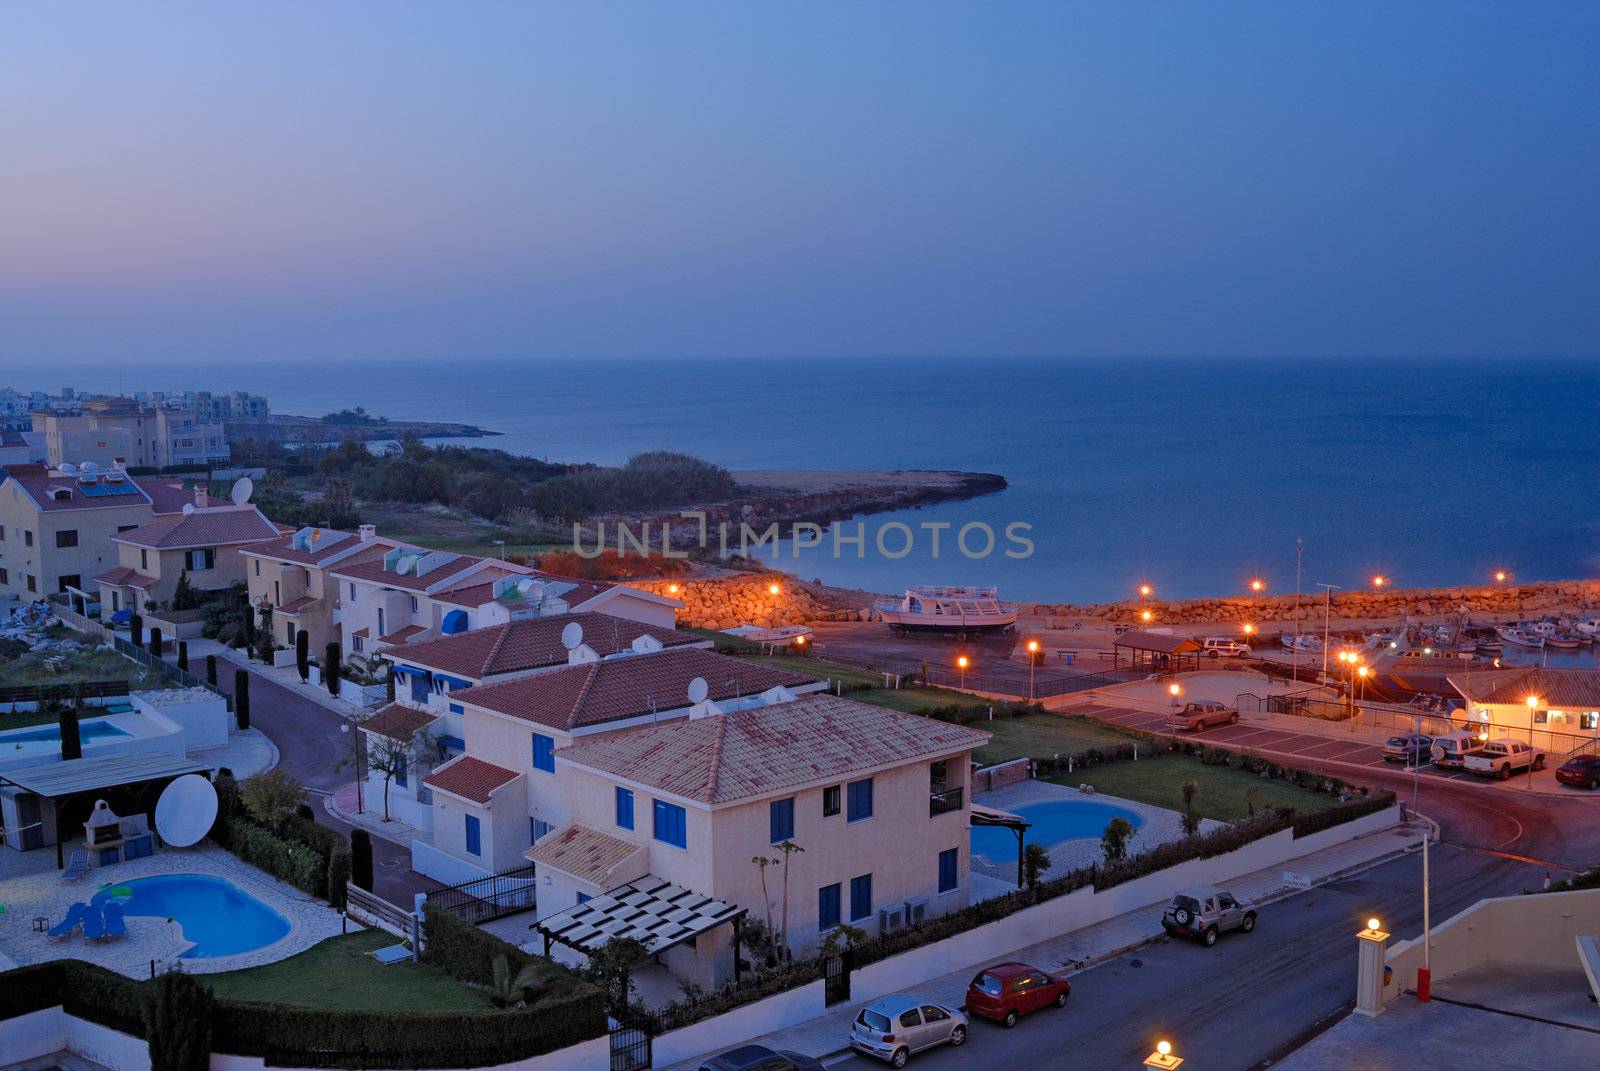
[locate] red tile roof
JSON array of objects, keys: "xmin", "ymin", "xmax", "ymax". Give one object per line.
[
  {"xmin": 95, "ymin": 566, "xmax": 156, "ymax": 589},
  {"xmin": 238, "ymin": 529, "xmax": 367, "ymax": 565},
  {"xmin": 1452, "ymin": 667, "xmax": 1600, "ymax": 709},
  {"xmin": 558, "ymin": 693, "xmax": 992, "ymax": 804},
  {"xmin": 454, "ymin": 648, "xmax": 820, "ymax": 732},
  {"xmin": 389, "ymin": 613, "xmax": 705, "ymax": 680},
  {"xmin": 360, "ymin": 704, "xmax": 439, "ymax": 742},
  {"xmin": 136, "ymin": 477, "xmax": 212, "ymax": 515},
  {"xmin": 275, "ymin": 596, "xmax": 320, "ymax": 615},
  {"xmin": 3, "ymin": 465, "xmax": 154, "ymax": 513},
  {"xmin": 422, "ymin": 755, "xmax": 521, "ymax": 804},
  {"xmin": 114, "ymin": 506, "xmax": 278, "ymax": 549},
  {"xmin": 433, "ymin": 570, "xmax": 615, "ymax": 610},
  {"xmin": 524, "ymin": 823, "xmax": 646, "ymax": 887},
  {"xmin": 379, "ymin": 624, "xmax": 428, "ymax": 644},
  {"xmin": 329, "ymin": 554, "xmax": 491, "ymax": 592}
]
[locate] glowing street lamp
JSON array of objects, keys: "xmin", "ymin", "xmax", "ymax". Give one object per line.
[
  {"xmin": 1026, "ymin": 639, "xmax": 1040, "ymax": 701},
  {"xmin": 1139, "ymin": 583, "xmax": 1153, "ymax": 598},
  {"xmin": 1168, "ymin": 680, "xmax": 1182, "ymax": 711},
  {"xmin": 767, "ymin": 582, "xmax": 781, "ymax": 596},
  {"xmin": 1494, "ymin": 570, "xmax": 1508, "ymax": 583},
  {"xmin": 1144, "ymin": 1039, "xmax": 1182, "ymax": 1070},
  {"xmin": 1241, "ymin": 622, "xmax": 1255, "ymax": 636},
  {"xmin": 1140, "ymin": 609, "xmax": 1153, "ymax": 624},
  {"xmin": 1372, "ymin": 575, "xmax": 1388, "ymax": 589},
  {"xmin": 667, "ymin": 582, "xmax": 680, "ymax": 595},
  {"xmin": 1249, "ymin": 578, "xmax": 1265, "ymax": 593},
  {"xmin": 957, "ymin": 654, "xmax": 969, "ymax": 690}
]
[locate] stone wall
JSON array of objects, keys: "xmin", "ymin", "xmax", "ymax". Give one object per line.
[
  {"xmin": 630, "ymin": 576, "xmax": 832, "ymax": 630},
  {"xmin": 1020, "ymin": 579, "xmax": 1600, "ymax": 626}
]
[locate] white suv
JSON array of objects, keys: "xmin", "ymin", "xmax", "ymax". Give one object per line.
[{"xmin": 1202, "ymin": 638, "xmax": 1252, "ymax": 658}]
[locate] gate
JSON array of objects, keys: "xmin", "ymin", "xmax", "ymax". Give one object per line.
[
  {"xmin": 823, "ymin": 952, "xmax": 851, "ymax": 1006},
  {"xmin": 609, "ymin": 1022, "xmax": 652, "ymax": 1071}
]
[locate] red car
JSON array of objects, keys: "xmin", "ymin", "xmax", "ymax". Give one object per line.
[{"xmin": 964, "ymin": 962, "xmax": 1070, "ymax": 1028}]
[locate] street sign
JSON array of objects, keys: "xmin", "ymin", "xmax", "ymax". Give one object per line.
[{"xmin": 1284, "ymin": 871, "xmax": 1313, "ymax": 891}]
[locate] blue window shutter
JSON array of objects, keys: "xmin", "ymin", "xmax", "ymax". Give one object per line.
[
  {"xmin": 769, "ymin": 798, "xmax": 794, "ymax": 843},
  {"xmin": 847, "ymin": 778, "xmax": 874, "ymax": 822},
  {"xmin": 616, "ymin": 787, "xmax": 634, "ymax": 830},
  {"xmin": 532, "ymin": 733, "xmax": 555, "ymax": 773},
  {"xmin": 818, "ymin": 884, "xmax": 841, "ymax": 931},
  {"xmin": 652, "ymin": 799, "xmax": 686, "ymax": 848},
  {"xmin": 464, "ymin": 814, "xmax": 481, "ymax": 856},
  {"xmin": 939, "ymin": 848, "xmax": 958, "ymax": 892},
  {"xmin": 448, "ymin": 703, "xmax": 463, "ymax": 714},
  {"xmin": 394, "ymin": 753, "xmax": 408, "ymax": 789},
  {"xmin": 850, "ymin": 874, "xmax": 872, "ymax": 921},
  {"xmin": 410, "ymin": 674, "xmax": 428, "ymax": 703}
]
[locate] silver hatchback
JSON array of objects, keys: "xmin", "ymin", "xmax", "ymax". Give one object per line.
[{"xmin": 850, "ymin": 995, "xmax": 969, "ymax": 1067}]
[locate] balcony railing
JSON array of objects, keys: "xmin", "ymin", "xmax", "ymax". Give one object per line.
[{"xmin": 929, "ymin": 786, "xmax": 964, "ymax": 817}]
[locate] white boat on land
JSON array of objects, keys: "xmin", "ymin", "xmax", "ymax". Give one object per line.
[
  {"xmin": 723, "ymin": 623, "xmax": 814, "ymax": 649},
  {"xmin": 1280, "ymin": 633, "xmax": 1323, "ymax": 652},
  {"xmin": 1496, "ymin": 625, "xmax": 1544, "ymax": 650},
  {"xmin": 875, "ymin": 586, "xmax": 1019, "ymax": 638}
]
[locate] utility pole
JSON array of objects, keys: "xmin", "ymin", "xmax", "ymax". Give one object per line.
[
  {"xmin": 1291, "ymin": 539, "xmax": 1305, "ymax": 687},
  {"xmin": 1317, "ymin": 582, "xmax": 1339, "ymax": 680}
]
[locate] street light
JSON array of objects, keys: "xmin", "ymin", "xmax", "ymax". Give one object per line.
[
  {"xmin": 1241, "ymin": 622, "xmax": 1255, "ymax": 636},
  {"xmin": 1144, "ymin": 1039, "xmax": 1182, "ymax": 1070},
  {"xmin": 1139, "ymin": 584, "xmax": 1153, "ymax": 598},
  {"xmin": 667, "ymin": 582, "xmax": 680, "ymax": 595},
  {"xmin": 1494, "ymin": 570, "xmax": 1508, "ymax": 583},
  {"xmin": 1140, "ymin": 609, "xmax": 1153, "ymax": 624},
  {"xmin": 1026, "ymin": 639, "xmax": 1040, "ymax": 702},
  {"xmin": 1249, "ymin": 578, "xmax": 1265, "ymax": 593},
  {"xmin": 1316, "ymin": 582, "xmax": 1339, "ymax": 679},
  {"xmin": 1372, "ymin": 575, "xmax": 1387, "ymax": 589},
  {"xmin": 1526, "ymin": 696, "xmax": 1541, "ymax": 793},
  {"xmin": 957, "ymin": 654, "xmax": 969, "ymax": 690},
  {"xmin": 768, "ymin": 582, "xmax": 781, "ymax": 596},
  {"xmin": 1168, "ymin": 681, "xmax": 1182, "ymax": 712}
]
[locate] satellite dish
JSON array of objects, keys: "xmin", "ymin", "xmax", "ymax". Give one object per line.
[
  {"xmin": 561, "ymin": 621, "xmax": 584, "ymax": 651},
  {"xmin": 686, "ymin": 676, "xmax": 709, "ymax": 704},
  {"xmin": 230, "ymin": 477, "xmax": 253, "ymax": 506},
  {"xmin": 81, "ymin": 461, "xmax": 99, "ymax": 475},
  {"xmin": 154, "ymin": 774, "xmax": 218, "ymax": 848},
  {"xmin": 182, "ymin": 503, "xmax": 195, "ymax": 515},
  {"xmin": 58, "ymin": 462, "xmax": 78, "ymax": 475}
]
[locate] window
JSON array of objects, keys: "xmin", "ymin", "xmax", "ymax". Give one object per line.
[
  {"xmin": 353, "ymin": 634, "xmax": 364, "ymax": 653},
  {"xmin": 254, "ymin": 560, "xmax": 260, "ymax": 576},
  {"xmin": 846, "ymin": 778, "xmax": 874, "ymax": 822},
  {"xmin": 769, "ymin": 797, "xmax": 795, "ymax": 843},
  {"xmin": 409, "ymin": 671, "xmax": 428, "ymax": 703},
  {"xmin": 117, "ymin": 524, "xmax": 137, "ymax": 533},
  {"xmin": 55, "ymin": 529, "xmax": 78, "ymax": 548},
  {"xmin": 531, "ymin": 733, "xmax": 555, "ymax": 773},
  {"xmin": 464, "ymin": 814, "xmax": 481, "ymax": 856},
  {"xmin": 285, "ymin": 622, "xmax": 296, "ymax": 645},
  {"xmin": 274, "ymin": 580, "xmax": 281, "ymax": 604},
  {"xmin": 140, "ymin": 549, "xmax": 148, "ymax": 570},
  {"xmin": 377, "ymin": 608, "xmax": 386, "ymax": 636},
  {"xmin": 921, "ymin": 1005, "xmax": 950, "ymax": 1023},
  {"xmin": 1583, "ymin": 712, "xmax": 1599, "ymax": 731},
  {"xmin": 448, "ymin": 703, "xmax": 463, "ymax": 715},
  {"xmin": 23, "ymin": 530, "xmax": 33, "ymax": 547},
  {"xmin": 849, "ymin": 874, "xmax": 872, "ymax": 921},
  {"xmin": 109, "ymin": 590, "xmax": 117, "ymax": 610},
  {"xmin": 929, "ymin": 759, "xmax": 948, "ymax": 788},
  {"xmin": 58, "ymin": 575, "xmax": 81, "ymax": 594},
  {"xmin": 531, "ymin": 818, "xmax": 551, "ymax": 843},
  {"xmin": 349, "ymin": 583, "xmax": 357, "ymax": 601},
  {"xmin": 186, "ymin": 548, "xmax": 216, "ymax": 571},
  {"xmin": 938, "ymin": 848, "xmax": 959, "ymax": 893},
  {"xmin": 818, "ymin": 883, "xmax": 841, "ymax": 931},
  {"xmin": 409, "ymin": 595, "xmax": 419, "ymax": 612},
  {"xmin": 394, "ymin": 752, "xmax": 408, "ymax": 789},
  {"xmin": 822, "ymin": 785, "xmax": 841, "ymax": 817},
  {"xmin": 652, "ymin": 799, "xmax": 687, "ymax": 849},
  {"xmin": 615, "ymin": 787, "xmax": 635, "ymax": 830},
  {"xmin": 898, "ymin": 1010, "xmax": 922, "ymax": 1029},
  {"xmin": 26, "ymin": 574, "xmax": 37, "ymax": 593},
  {"xmin": 0, "ymin": 568, "xmax": 8, "ymax": 585}
]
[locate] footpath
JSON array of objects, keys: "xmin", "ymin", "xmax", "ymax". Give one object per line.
[{"xmin": 658, "ymin": 817, "xmax": 1429, "ymax": 1070}]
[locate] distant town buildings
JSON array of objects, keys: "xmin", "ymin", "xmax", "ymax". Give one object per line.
[{"xmin": 2, "ymin": 384, "xmax": 266, "ymax": 470}]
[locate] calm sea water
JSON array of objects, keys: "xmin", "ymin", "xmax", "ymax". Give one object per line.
[{"xmin": 13, "ymin": 357, "xmax": 1599, "ymax": 602}]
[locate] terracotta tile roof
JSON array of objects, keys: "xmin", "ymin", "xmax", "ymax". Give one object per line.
[
  {"xmin": 558, "ymin": 693, "xmax": 992, "ymax": 804},
  {"xmin": 434, "ymin": 570, "xmax": 614, "ymax": 610},
  {"xmin": 1452, "ymin": 667, "xmax": 1600, "ymax": 709},
  {"xmin": 114, "ymin": 506, "xmax": 278, "ymax": 549},
  {"xmin": 454, "ymin": 648, "xmax": 821, "ymax": 732},
  {"xmin": 525, "ymin": 823, "xmax": 647, "ymax": 887},
  {"xmin": 352, "ymin": 627, "xmax": 369, "ymax": 638},
  {"xmin": 276, "ymin": 595, "xmax": 320, "ymax": 615},
  {"xmin": 238, "ymin": 529, "xmax": 374, "ymax": 566},
  {"xmin": 3, "ymin": 465, "xmax": 154, "ymax": 513},
  {"xmin": 379, "ymin": 624, "xmax": 428, "ymax": 644},
  {"xmin": 422, "ymin": 755, "xmax": 521, "ymax": 804},
  {"xmin": 329, "ymin": 553, "xmax": 492, "ymax": 592},
  {"xmin": 389, "ymin": 613, "xmax": 705, "ymax": 680},
  {"xmin": 95, "ymin": 566, "xmax": 155, "ymax": 589},
  {"xmin": 360, "ymin": 704, "xmax": 439, "ymax": 742},
  {"xmin": 136, "ymin": 477, "xmax": 212, "ymax": 514}
]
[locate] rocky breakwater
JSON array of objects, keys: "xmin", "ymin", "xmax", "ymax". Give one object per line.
[
  {"xmin": 631, "ymin": 576, "xmax": 830, "ymax": 630},
  {"xmin": 1020, "ymin": 579, "xmax": 1600, "ymax": 626}
]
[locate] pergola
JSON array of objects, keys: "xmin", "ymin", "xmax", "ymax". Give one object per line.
[
  {"xmin": 0, "ymin": 752, "xmax": 209, "ymax": 868},
  {"xmin": 971, "ymin": 802, "xmax": 1032, "ymax": 888},
  {"xmin": 532, "ymin": 876, "xmax": 748, "ymax": 982},
  {"xmin": 1112, "ymin": 631, "xmax": 1203, "ymax": 674}
]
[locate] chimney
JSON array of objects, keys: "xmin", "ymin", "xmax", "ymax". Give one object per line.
[
  {"xmin": 194, "ymin": 485, "xmax": 207, "ymax": 509},
  {"xmin": 358, "ymin": 524, "xmax": 377, "ymax": 542}
]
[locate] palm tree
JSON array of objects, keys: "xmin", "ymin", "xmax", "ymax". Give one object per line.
[
  {"xmin": 751, "ymin": 854, "xmax": 778, "ymax": 962},
  {"xmin": 468, "ymin": 954, "xmax": 548, "ymax": 1008},
  {"xmin": 775, "ymin": 840, "xmax": 805, "ymax": 959}
]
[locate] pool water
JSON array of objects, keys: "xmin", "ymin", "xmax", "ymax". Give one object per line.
[
  {"xmin": 91, "ymin": 874, "xmax": 291, "ymax": 958},
  {"xmin": 0, "ymin": 717, "xmax": 132, "ymax": 756},
  {"xmin": 970, "ymin": 800, "xmax": 1144, "ymax": 862}
]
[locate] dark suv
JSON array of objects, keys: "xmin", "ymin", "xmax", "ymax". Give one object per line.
[{"xmin": 1556, "ymin": 754, "xmax": 1600, "ymax": 791}]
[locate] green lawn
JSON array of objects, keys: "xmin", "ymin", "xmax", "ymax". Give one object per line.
[
  {"xmin": 203, "ymin": 930, "xmax": 483, "ymax": 1011},
  {"xmin": 730, "ymin": 651, "xmax": 885, "ymax": 691},
  {"xmin": 967, "ymin": 713, "xmax": 1142, "ymax": 767},
  {"xmin": 1049, "ymin": 754, "xmax": 1339, "ymax": 822}
]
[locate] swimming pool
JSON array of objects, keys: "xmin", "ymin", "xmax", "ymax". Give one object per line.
[
  {"xmin": 970, "ymin": 799, "xmax": 1144, "ymax": 862},
  {"xmin": 0, "ymin": 716, "xmax": 132, "ymax": 757},
  {"xmin": 91, "ymin": 874, "xmax": 291, "ymax": 958}
]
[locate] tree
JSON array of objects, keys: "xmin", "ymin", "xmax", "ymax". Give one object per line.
[
  {"xmin": 775, "ymin": 840, "xmax": 805, "ymax": 959},
  {"xmin": 469, "ymin": 953, "xmax": 550, "ymax": 1008},
  {"xmin": 240, "ymin": 600, "xmax": 255, "ymax": 651},
  {"xmin": 57, "ymin": 702, "xmax": 82, "ymax": 761},
  {"xmin": 1023, "ymin": 842, "xmax": 1051, "ymax": 893},
  {"xmin": 295, "ymin": 630, "xmax": 310, "ymax": 682},
  {"xmin": 240, "ymin": 769, "xmax": 305, "ymax": 833},
  {"xmin": 367, "ymin": 733, "xmax": 413, "ymax": 821},
  {"xmin": 143, "ymin": 968, "xmax": 213, "ymax": 1071},
  {"xmin": 234, "ymin": 669, "xmax": 250, "ymax": 730},
  {"xmin": 1181, "ymin": 780, "xmax": 1202, "ymax": 837},
  {"xmin": 254, "ymin": 602, "xmax": 274, "ymax": 663},
  {"xmin": 206, "ymin": 653, "xmax": 217, "ymax": 685},
  {"xmin": 130, "ymin": 612, "xmax": 144, "ymax": 648},
  {"xmin": 350, "ymin": 828, "xmax": 374, "ymax": 891},
  {"xmin": 211, "ymin": 770, "xmax": 240, "ymax": 845},
  {"xmin": 1102, "ymin": 817, "xmax": 1134, "ymax": 862},
  {"xmin": 177, "ymin": 640, "xmax": 189, "ymax": 672},
  {"xmin": 751, "ymin": 854, "xmax": 778, "ymax": 963},
  {"xmin": 171, "ymin": 569, "xmax": 203, "ymax": 611},
  {"xmin": 325, "ymin": 641, "xmax": 342, "ymax": 697},
  {"xmin": 582, "ymin": 936, "xmax": 646, "ymax": 1013},
  {"xmin": 149, "ymin": 626, "xmax": 163, "ymax": 657}
]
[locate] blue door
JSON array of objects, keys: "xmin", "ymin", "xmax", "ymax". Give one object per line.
[{"xmin": 464, "ymin": 814, "xmax": 481, "ymax": 857}]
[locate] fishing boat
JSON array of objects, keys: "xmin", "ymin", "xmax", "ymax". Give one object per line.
[
  {"xmin": 1496, "ymin": 625, "xmax": 1544, "ymax": 650},
  {"xmin": 875, "ymin": 586, "xmax": 1019, "ymax": 638},
  {"xmin": 1575, "ymin": 616, "xmax": 1600, "ymax": 638},
  {"xmin": 1545, "ymin": 631, "xmax": 1583, "ymax": 650}
]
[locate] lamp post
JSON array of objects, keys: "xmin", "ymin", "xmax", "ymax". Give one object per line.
[
  {"xmin": 1292, "ymin": 538, "xmax": 1305, "ymax": 687},
  {"xmin": 957, "ymin": 654, "xmax": 969, "ymax": 690},
  {"xmin": 1144, "ymin": 1039, "xmax": 1182, "ymax": 1070},
  {"xmin": 1355, "ymin": 916, "xmax": 1391, "ymax": 1017},
  {"xmin": 1526, "ymin": 695, "xmax": 1540, "ymax": 793},
  {"xmin": 1168, "ymin": 681, "xmax": 1182, "ymax": 713},
  {"xmin": 339, "ymin": 715, "xmax": 365, "ymax": 814},
  {"xmin": 1316, "ymin": 582, "xmax": 1338, "ymax": 680},
  {"xmin": 1026, "ymin": 639, "xmax": 1039, "ymax": 702}
]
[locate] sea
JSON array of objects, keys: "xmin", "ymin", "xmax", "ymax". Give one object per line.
[{"xmin": 11, "ymin": 357, "xmax": 1599, "ymax": 605}]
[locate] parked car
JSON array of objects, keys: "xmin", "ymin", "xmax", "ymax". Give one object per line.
[
  {"xmin": 1161, "ymin": 885, "xmax": 1257, "ymax": 947},
  {"xmin": 1555, "ymin": 754, "xmax": 1600, "ymax": 790},
  {"xmin": 964, "ymin": 962, "xmax": 1071, "ymax": 1028},
  {"xmin": 1382, "ymin": 733, "xmax": 1433, "ymax": 763},
  {"xmin": 697, "ymin": 1045, "xmax": 825, "ymax": 1071},
  {"xmin": 1431, "ymin": 730, "xmax": 1486, "ymax": 770},
  {"xmin": 1465, "ymin": 739, "xmax": 1545, "ymax": 780},
  {"xmin": 850, "ymin": 996, "xmax": 968, "ymax": 1066},
  {"xmin": 1170, "ymin": 701, "xmax": 1239, "ymax": 732},
  {"xmin": 1202, "ymin": 637, "xmax": 1252, "ymax": 658}
]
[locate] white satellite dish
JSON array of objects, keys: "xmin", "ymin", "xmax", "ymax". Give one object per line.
[
  {"xmin": 58, "ymin": 462, "xmax": 78, "ymax": 475},
  {"xmin": 230, "ymin": 477, "xmax": 253, "ymax": 506},
  {"xmin": 154, "ymin": 774, "xmax": 218, "ymax": 849},
  {"xmin": 686, "ymin": 676, "xmax": 709, "ymax": 704},
  {"xmin": 561, "ymin": 621, "xmax": 584, "ymax": 651},
  {"xmin": 81, "ymin": 460, "xmax": 99, "ymax": 475},
  {"xmin": 182, "ymin": 503, "xmax": 195, "ymax": 515}
]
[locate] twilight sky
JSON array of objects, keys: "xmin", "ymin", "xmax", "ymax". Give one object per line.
[{"xmin": 3, "ymin": 2, "xmax": 1598, "ymax": 364}]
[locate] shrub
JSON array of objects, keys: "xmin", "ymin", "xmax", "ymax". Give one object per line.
[
  {"xmin": 227, "ymin": 819, "xmax": 325, "ymax": 899},
  {"xmin": 233, "ymin": 670, "xmax": 250, "ymax": 730},
  {"xmin": 240, "ymin": 769, "xmax": 304, "ymax": 833},
  {"xmin": 326, "ymin": 847, "xmax": 351, "ymax": 911},
  {"xmin": 350, "ymin": 829, "xmax": 373, "ymax": 891},
  {"xmin": 420, "ymin": 902, "xmax": 543, "ymax": 986},
  {"xmin": 1291, "ymin": 791, "xmax": 1396, "ymax": 839},
  {"xmin": 145, "ymin": 969, "xmax": 213, "ymax": 1071}
]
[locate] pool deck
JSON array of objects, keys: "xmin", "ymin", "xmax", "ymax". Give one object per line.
[
  {"xmin": 971, "ymin": 780, "xmax": 1222, "ymax": 888},
  {"xmin": 0, "ymin": 841, "xmax": 342, "ymax": 977}
]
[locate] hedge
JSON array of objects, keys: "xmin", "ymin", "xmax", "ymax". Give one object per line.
[
  {"xmin": 421, "ymin": 901, "xmax": 556, "ymax": 986},
  {"xmin": 0, "ymin": 959, "xmax": 609, "ymax": 1070},
  {"xmin": 226, "ymin": 819, "xmax": 326, "ymax": 901}
]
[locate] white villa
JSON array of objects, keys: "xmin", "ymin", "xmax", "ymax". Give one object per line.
[{"xmin": 1448, "ymin": 667, "xmax": 1600, "ymax": 753}]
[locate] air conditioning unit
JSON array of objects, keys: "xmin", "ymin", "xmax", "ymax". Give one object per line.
[
  {"xmin": 878, "ymin": 905, "xmax": 906, "ymax": 934},
  {"xmin": 904, "ymin": 899, "xmax": 929, "ymax": 925}
]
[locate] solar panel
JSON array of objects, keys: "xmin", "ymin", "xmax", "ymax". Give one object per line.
[{"xmin": 78, "ymin": 480, "xmax": 141, "ymax": 497}]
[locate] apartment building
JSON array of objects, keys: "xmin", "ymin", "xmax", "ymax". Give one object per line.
[
  {"xmin": 31, "ymin": 399, "xmax": 227, "ymax": 469},
  {"xmin": 239, "ymin": 524, "xmax": 396, "ymax": 655}
]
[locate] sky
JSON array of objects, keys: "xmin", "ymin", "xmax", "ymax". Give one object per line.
[{"xmin": 3, "ymin": 2, "xmax": 1598, "ymax": 365}]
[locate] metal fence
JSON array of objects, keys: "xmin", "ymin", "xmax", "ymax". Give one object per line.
[
  {"xmin": 34, "ymin": 601, "xmax": 230, "ymax": 708},
  {"xmin": 809, "ymin": 645, "xmax": 1140, "ymax": 700},
  {"xmin": 428, "ymin": 862, "xmax": 538, "ymax": 923}
]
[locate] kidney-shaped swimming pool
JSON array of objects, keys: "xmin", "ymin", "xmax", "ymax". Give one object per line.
[
  {"xmin": 91, "ymin": 874, "xmax": 292, "ymax": 958},
  {"xmin": 970, "ymin": 799, "xmax": 1144, "ymax": 862}
]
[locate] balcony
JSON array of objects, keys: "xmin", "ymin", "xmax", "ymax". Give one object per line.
[{"xmin": 929, "ymin": 786, "xmax": 964, "ymax": 817}]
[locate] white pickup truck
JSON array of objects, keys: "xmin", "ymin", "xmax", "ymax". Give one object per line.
[{"xmin": 1464, "ymin": 739, "xmax": 1546, "ymax": 780}]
